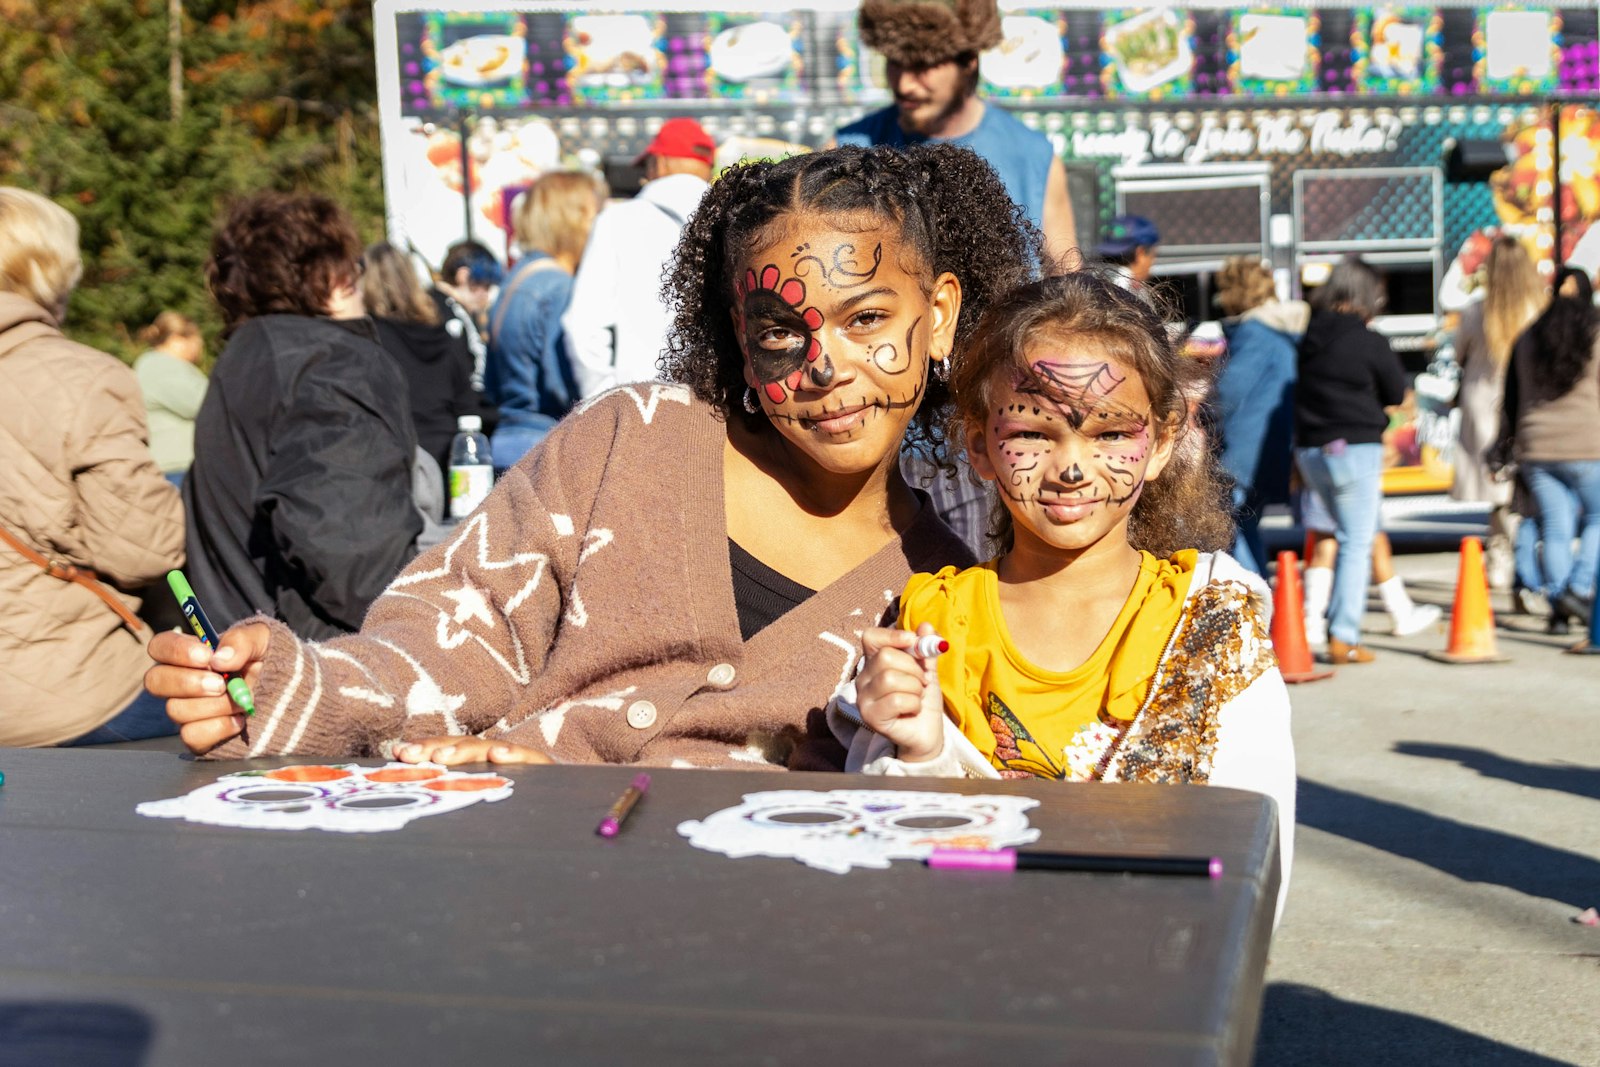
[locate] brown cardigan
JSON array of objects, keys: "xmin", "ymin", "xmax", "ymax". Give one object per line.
[
  {"xmin": 0, "ymin": 293, "xmax": 185, "ymax": 746},
  {"xmin": 209, "ymin": 385, "xmax": 972, "ymax": 768}
]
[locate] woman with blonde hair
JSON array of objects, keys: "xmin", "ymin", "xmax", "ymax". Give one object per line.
[
  {"xmin": 0, "ymin": 187, "xmax": 185, "ymax": 745},
  {"xmin": 134, "ymin": 310, "xmax": 207, "ymax": 486},
  {"xmin": 1211, "ymin": 256, "xmax": 1309, "ymax": 573},
  {"xmin": 1451, "ymin": 234, "xmax": 1545, "ymax": 587},
  {"xmin": 484, "ymin": 169, "xmax": 607, "ymax": 471},
  {"xmin": 364, "ymin": 240, "xmax": 481, "ymax": 484}
]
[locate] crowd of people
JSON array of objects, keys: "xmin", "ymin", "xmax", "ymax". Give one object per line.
[{"xmin": 9, "ymin": 3, "xmax": 1600, "ymax": 930}]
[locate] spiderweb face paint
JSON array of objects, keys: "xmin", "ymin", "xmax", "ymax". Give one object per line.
[{"xmin": 977, "ymin": 348, "xmax": 1161, "ymax": 553}]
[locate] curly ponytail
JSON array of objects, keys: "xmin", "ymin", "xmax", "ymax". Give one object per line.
[{"xmin": 659, "ymin": 144, "xmax": 1041, "ymax": 455}]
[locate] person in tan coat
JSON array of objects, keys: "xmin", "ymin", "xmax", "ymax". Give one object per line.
[{"xmin": 0, "ymin": 187, "xmax": 185, "ymax": 746}]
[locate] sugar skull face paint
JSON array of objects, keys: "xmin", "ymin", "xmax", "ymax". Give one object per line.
[
  {"xmin": 732, "ymin": 220, "xmax": 958, "ymax": 476},
  {"xmin": 968, "ymin": 343, "xmax": 1173, "ymax": 556}
]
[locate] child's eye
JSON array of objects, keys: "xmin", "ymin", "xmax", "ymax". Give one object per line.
[
  {"xmin": 1097, "ymin": 429, "xmax": 1132, "ymax": 442},
  {"xmin": 848, "ymin": 309, "xmax": 888, "ymax": 329},
  {"xmin": 1011, "ymin": 429, "xmax": 1049, "ymax": 441}
]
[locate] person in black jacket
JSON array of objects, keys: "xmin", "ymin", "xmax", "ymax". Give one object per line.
[
  {"xmin": 184, "ymin": 193, "xmax": 421, "ymax": 639},
  {"xmin": 362, "ymin": 241, "xmax": 482, "ymax": 489},
  {"xmin": 1292, "ymin": 255, "xmax": 1407, "ymax": 664}
]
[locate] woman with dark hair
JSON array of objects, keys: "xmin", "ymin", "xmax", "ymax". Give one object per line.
[
  {"xmin": 1501, "ymin": 264, "xmax": 1600, "ymax": 631},
  {"xmin": 1292, "ymin": 255, "xmax": 1407, "ymax": 663},
  {"xmin": 363, "ymin": 240, "xmax": 481, "ymax": 483},
  {"xmin": 146, "ymin": 145, "xmax": 1039, "ymax": 769},
  {"xmin": 184, "ymin": 192, "xmax": 421, "ymax": 640}
]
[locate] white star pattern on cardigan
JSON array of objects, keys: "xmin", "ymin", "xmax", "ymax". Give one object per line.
[{"xmin": 573, "ymin": 382, "xmax": 692, "ymax": 425}]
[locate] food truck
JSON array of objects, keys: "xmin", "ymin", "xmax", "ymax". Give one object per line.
[{"xmin": 373, "ymin": 0, "xmax": 1600, "ymax": 489}]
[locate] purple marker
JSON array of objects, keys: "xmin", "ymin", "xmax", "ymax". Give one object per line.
[
  {"xmin": 927, "ymin": 848, "xmax": 1223, "ymax": 878},
  {"xmin": 596, "ymin": 773, "xmax": 651, "ymax": 838}
]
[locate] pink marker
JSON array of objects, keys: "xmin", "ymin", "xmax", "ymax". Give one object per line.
[
  {"xmin": 913, "ymin": 633, "xmax": 950, "ymax": 658},
  {"xmin": 926, "ymin": 848, "xmax": 1223, "ymax": 878},
  {"xmin": 596, "ymin": 773, "xmax": 651, "ymax": 838}
]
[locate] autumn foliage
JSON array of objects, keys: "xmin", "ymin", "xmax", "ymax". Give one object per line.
[{"xmin": 0, "ymin": 0, "xmax": 384, "ymax": 360}]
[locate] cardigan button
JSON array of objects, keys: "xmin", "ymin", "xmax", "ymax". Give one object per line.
[
  {"xmin": 626, "ymin": 700, "xmax": 658, "ymax": 730},
  {"xmin": 707, "ymin": 663, "xmax": 736, "ymax": 687}
]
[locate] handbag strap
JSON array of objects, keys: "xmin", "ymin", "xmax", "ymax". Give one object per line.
[
  {"xmin": 0, "ymin": 522, "xmax": 148, "ymax": 634},
  {"xmin": 489, "ymin": 255, "xmax": 564, "ymax": 344}
]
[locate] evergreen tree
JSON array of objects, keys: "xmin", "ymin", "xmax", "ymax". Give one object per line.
[{"xmin": 0, "ymin": 0, "xmax": 383, "ymax": 361}]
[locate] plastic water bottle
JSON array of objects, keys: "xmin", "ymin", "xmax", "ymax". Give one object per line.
[{"xmin": 448, "ymin": 415, "xmax": 493, "ymax": 519}]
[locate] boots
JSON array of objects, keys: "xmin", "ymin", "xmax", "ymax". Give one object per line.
[
  {"xmin": 1378, "ymin": 575, "xmax": 1443, "ymax": 637},
  {"xmin": 1303, "ymin": 565, "xmax": 1332, "ymax": 647}
]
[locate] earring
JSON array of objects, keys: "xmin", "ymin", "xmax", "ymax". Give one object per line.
[
  {"xmin": 932, "ymin": 356, "xmax": 950, "ymax": 383},
  {"xmin": 742, "ymin": 386, "xmax": 760, "ymax": 414}
]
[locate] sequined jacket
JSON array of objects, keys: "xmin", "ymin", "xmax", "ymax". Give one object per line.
[{"xmin": 827, "ymin": 551, "xmax": 1296, "ymax": 918}]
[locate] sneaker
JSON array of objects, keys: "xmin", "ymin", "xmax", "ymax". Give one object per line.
[{"xmin": 1390, "ymin": 602, "xmax": 1443, "ymax": 637}]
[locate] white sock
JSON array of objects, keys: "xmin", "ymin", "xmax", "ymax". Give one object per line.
[
  {"xmin": 1377, "ymin": 575, "xmax": 1414, "ymax": 620},
  {"xmin": 1302, "ymin": 565, "xmax": 1332, "ymax": 644}
]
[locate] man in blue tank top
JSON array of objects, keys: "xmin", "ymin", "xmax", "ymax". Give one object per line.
[{"xmin": 835, "ymin": 0, "xmax": 1077, "ymax": 270}]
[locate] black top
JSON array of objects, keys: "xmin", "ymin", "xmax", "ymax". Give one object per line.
[
  {"xmin": 184, "ymin": 315, "xmax": 421, "ymax": 639},
  {"xmin": 1293, "ymin": 310, "xmax": 1408, "ymax": 448},
  {"xmin": 728, "ymin": 538, "xmax": 815, "ymax": 641},
  {"xmin": 372, "ymin": 316, "xmax": 481, "ymax": 479}
]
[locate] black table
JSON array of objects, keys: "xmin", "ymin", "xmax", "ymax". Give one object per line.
[{"xmin": 0, "ymin": 747, "xmax": 1280, "ymax": 1066}]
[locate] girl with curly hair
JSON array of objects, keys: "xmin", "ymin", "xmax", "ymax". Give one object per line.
[
  {"xmin": 829, "ymin": 271, "xmax": 1294, "ymax": 911},
  {"xmin": 145, "ymin": 144, "xmax": 1041, "ymax": 770}
]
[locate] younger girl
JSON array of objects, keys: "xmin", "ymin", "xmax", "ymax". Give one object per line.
[{"xmin": 830, "ymin": 272, "xmax": 1295, "ymax": 901}]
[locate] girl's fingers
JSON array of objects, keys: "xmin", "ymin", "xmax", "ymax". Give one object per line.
[
  {"xmin": 148, "ymin": 630, "xmax": 213, "ymax": 668},
  {"xmin": 488, "ymin": 744, "xmax": 551, "ymax": 765},
  {"xmin": 210, "ymin": 622, "xmax": 272, "ymax": 672},
  {"xmin": 179, "ymin": 716, "xmax": 244, "ymax": 754},
  {"xmin": 860, "ymin": 627, "xmax": 919, "ymax": 656},
  {"xmin": 164, "ymin": 695, "xmax": 238, "ymax": 724},
  {"xmin": 145, "ymin": 664, "xmax": 227, "ymax": 700}
]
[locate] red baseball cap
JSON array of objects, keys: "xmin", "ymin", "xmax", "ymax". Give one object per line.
[{"xmin": 634, "ymin": 117, "xmax": 716, "ymax": 166}]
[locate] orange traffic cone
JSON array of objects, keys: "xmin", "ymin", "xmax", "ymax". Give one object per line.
[
  {"xmin": 1425, "ymin": 537, "xmax": 1510, "ymax": 664},
  {"xmin": 1271, "ymin": 551, "xmax": 1334, "ymax": 683}
]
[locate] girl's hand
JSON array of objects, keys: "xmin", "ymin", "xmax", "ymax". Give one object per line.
[
  {"xmin": 146, "ymin": 623, "xmax": 272, "ymax": 754},
  {"xmin": 396, "ymin": 737, "xmax": 552, "ymax": 766},
  {"xmin": 855, "ymin": 623, "xmax": 947, "ymax": 762}
]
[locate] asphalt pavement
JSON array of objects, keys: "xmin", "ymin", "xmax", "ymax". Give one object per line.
[{"xmin": 1251, "ymin": 498, "xmax": 1599, "ymax": 1066}]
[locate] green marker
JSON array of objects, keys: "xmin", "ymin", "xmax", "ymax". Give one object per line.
[{"xmin": 167, "ymin": 570, "xmax": 255, "ymax": 716}]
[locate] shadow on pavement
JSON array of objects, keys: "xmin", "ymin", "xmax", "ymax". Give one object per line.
[
  {"xmin": 1298, "ymin": 779, "xmax": 1599, "ymax": 908},
  {"xmin": 0, "ymin": 1002, "xmax": 152, "ymax": 1067},
  {"xmin": 1394, "ymin": 743, "xmax": 1600, "ymax": 802},
  {"xmin": 1254, "ymin": 983, "xmax": 1581, "ymax": 1065}
]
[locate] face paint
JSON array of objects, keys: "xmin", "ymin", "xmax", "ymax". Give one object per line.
[
  {"xmin": 733, "ymin": 220, "xmax": 944, "ymax": 475},
  {"xmin": 738, "ymin": 265, "xmax": 826, "ymax": 404},
  {"xmin": 975, "ymin": 349, "xmax": 1164, "ymax": 554}
]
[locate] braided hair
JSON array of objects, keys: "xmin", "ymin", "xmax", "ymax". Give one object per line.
[{"xmin": 659, "ymin": 143, "xmax": 1041, "ymax": 457}]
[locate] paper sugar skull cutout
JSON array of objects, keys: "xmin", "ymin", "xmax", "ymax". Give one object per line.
[
  {"xmin": 677, "ymin": 789, "xmax": 1040, "ymax": 873},
  {"xmin": 136, "ymin": 764, "xmax": 513, "ymax": 833}
]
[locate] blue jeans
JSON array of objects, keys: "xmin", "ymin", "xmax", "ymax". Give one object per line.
[
  {"xmin": 491, "ymin": 417, "xmax": 555, "ymax": 477},
  {"xmin": 1524, "ymin": 460, "xmax": 1600, "ymax": 599},
  {"xmin": 1230, "ymin": 484, "xmax": 1265, "ymax": 575},
  {"xmin": 1295, "ymin": 443, "xmax": 1385, "ymax": 645},
  {"xmin": 1514, "ymin": 512, "xmax": 1544, "ymax": 593},
  {"xmin": 66, "ymin": 688, "xmax": 178, "ymax": 746}
]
